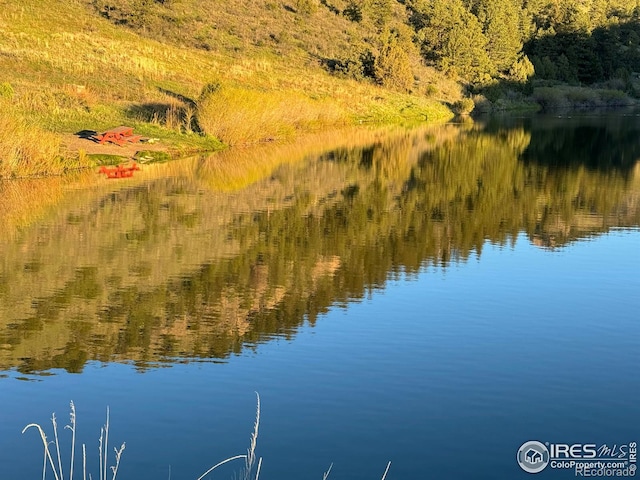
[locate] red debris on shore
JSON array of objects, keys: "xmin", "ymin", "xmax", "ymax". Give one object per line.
[{"xmin": 99, "ymin": 163, "xmax": 140, "ymax": 179}]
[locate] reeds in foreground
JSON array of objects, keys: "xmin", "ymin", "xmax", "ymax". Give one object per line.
[
  {"xmin": 22, "ymin": 401, "xmax": 125, "ymax": 480},
  {"xmin": 25, "ymin": 395, "xmax": 391, "ymax": 480},
  {"xmin": 196, "ymin": 391, "xmax": 262, "ymax": 480}
]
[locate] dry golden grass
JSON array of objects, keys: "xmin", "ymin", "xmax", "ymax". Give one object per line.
[
  {"xmin": 0, "ymin": 103, "xmax": 62, "ymax": 178},
  {"xmin": 0, "ymin": 176, "xmax": 65, "ymax": 234},
  {"xmin": 197, "ymin": 86, "xmax": 346, "ymax": 145},
  {"xmin": 0, "ymin": 0, "xmax": 461, "ymax": 177}
]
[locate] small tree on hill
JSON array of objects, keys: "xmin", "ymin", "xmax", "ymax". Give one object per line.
[
  {"xmin": 344, "ymin": 0, "xmax": 363, "ymax": 22},
  {"xmin": 373, "ymin": 29, "xmax": 415, "ymax": 91}
]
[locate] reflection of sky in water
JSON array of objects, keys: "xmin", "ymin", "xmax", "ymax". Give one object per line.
[{"xmin": 1, "ymin": 230, "xmax": 638, "ymax": 480}]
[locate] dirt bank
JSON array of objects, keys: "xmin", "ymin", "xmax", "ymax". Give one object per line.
[{"xmin": 61, "ymin": 133, "xmax": 170, "ymax": 160}]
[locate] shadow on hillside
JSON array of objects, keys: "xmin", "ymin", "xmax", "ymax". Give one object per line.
[
  {"xmin": 125, "ymin": 101, "xmax": 201, "ymax": 133},
  {"xmin": 75, "ymin": 129, "xmax": 98, "ymax": 141},
  {"xmin": 524, "ymin": 20, "xmax": 640, "ymax": 85},
  {"xmin": 474, "ymin": 19, "xmax": 640, "ymax": 110},
  {"xmin": 158, "ymin": 87, "xmax": 197, "ymax": 108}
]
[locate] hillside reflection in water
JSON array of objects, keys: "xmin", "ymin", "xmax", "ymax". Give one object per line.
[
  {"xmin": 0, "ymin": 116, "xmax": 639, "ymax": 376},
  {"xmin": 1, "ymin": 114, "xmax": 640, "ymax": 480}
]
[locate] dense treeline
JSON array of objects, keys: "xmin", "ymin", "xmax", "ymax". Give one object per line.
[
  {"xmin": 353, "ymin": 0, "xmax": 640, "ymax": 87},
  {"xmin": 90, "ymin": 0, "xmax": 640, "ymax": 100},
  {"xmin": 402, "ymin": 0, "xmax": 640, "ymax": 87}
]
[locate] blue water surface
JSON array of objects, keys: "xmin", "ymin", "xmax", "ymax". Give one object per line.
[{"xmin": 1, "ymin": 229, "xmax": 638, "ymax": 480}]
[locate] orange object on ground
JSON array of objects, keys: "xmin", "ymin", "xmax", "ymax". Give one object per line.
[
  {"xmin": 95, "ymin": 126, "xmax": 142, "ymax": 146},
  {"xmin": 99, "ymin": 163, "xmax": 140, "ymax": 179}
]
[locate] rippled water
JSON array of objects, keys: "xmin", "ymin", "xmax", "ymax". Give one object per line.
[{"xmin": 1, "ymin": 114, "xmax": 639, "ymax": 479}]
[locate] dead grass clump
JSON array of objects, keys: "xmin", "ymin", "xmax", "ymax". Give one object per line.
[
  {"xmin": 197, "ymin": 84, "xmax": 345, "ymax": 145},
  {"xmin": 22, "ymin": 401, "xmax": 125, "ymax": 480},
  {"xmin": 0, "ymin": 103, "xmax": 62, "ymax": 178}
]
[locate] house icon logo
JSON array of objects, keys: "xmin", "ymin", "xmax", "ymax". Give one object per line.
[{"xmin": 517, "ymin": 441, "xmax": 550, "ymax": 473}]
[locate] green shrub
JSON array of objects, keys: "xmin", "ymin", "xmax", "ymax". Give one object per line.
[
  {"xmin": 92, "ymin": 0, "xmax": 155, "ymax": 29},
  {"xmin": 343, "ymin": 1, "xmax": 362, "ymax": 22},
  {"xmin": 199, "ymin": 81, "xmax": 222, "ymax": 102},
  {"xmin": 373, "ymin": 29, "xmax": 415, "ymax": 92},
  {"xmin": 471, "ymin": 94, "xmax": 493, "ymax": 113},
  {"xmin": 295, "ymin": 0, "xmax": 319, "ymax": 15},
  {"xmin": 565, "ymin": 88, "xmax": 598, "ymax": 107},
  {"xmin": 532, "ymin": 87, "xmax": 569, "ymax": 110},
  {"xmin": 325, "ymin": 49, "xmax": 375, "ymax": 81},
  {"xmin": 598, "ymin": 89, "xmax": 631, "ymax": 106},
  {"xmin": 0, "ymin": 82, "xmax": 14, "ymax": 99},
  {"xmin": 451, "ymin": 98, "xmax": 475, "ymax": 115},
  {"xmin": 424, "ymin": 84, "xmax": 438, "ymax": 97}
]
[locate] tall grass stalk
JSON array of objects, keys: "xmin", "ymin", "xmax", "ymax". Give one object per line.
[
  {"xmin": 98, "ymin": 426, "xmax": 103, "ymax": 480},
  {"xmin": 244, "ymin": 392, "xmax": 260, "ymax": 480},
  {"xmin": 381, "ymin": 461, "xmax": 391, "ymax": 480},
  {"xmin": 102, "ymin": 407, "xmax": 110, "ymax": 480},
  {"xmin": 195, "ymin": 455, "xmax": 247, "ymax": 480},
  {"xmin": 53, "ymin": 414, "xmax": 64, "ymax": 480},
  {"xmin": 22, "ymin": 402, "xmax": 125, "ymax": 480},
  {"xmin": 21, "ymin": 422, "xmax": 62, "ymax": 480},
  {"xmin": 197, "ymin": 392, "xmax": 262, "ymax": 480},
  {"xmin": 110, "ymin": 443, "xmax": 126, "ymax": 480},
  {"xmin": 254, "ymin": 457, "xmax": 262, "ymax": 480},
  {"xmin": 66, "ymin": 402, "xmax": 76, "ymax": 480}
]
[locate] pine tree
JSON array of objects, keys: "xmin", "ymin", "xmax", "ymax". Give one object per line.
[
  {"xmin": 410, "ymin": 0, "xmax": 492, "ymax": 83},
  {"xmin": 373, "ymin": 28, "xmax": 415, "ymax": 91},
  {"xmin": 472, "ymin": 0, "xmax": 524, "ymax": 73}
]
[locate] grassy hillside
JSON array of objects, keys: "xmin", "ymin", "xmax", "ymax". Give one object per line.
[{"xmin": 0, "ymin": 0, "xmax": 460, "ymax": 178}]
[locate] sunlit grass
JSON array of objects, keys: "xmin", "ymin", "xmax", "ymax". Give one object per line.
[
  {"xmin": 197, "ymin": 85, "xmax": 346, "ymax": 145},
  {"xmin": 0, "ymin": 0, "xmax": 461, "ymax": 177},
  {"xmin": 0, "ymin": 102, "xmax": 63, "ymax": 178}
]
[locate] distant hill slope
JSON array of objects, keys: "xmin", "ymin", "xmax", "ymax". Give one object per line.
[
  {"xmin": 0, "ymin": 0, "xmax": 461, "ymax": 175},
  {"xmin": 4, "ymin": 0, "xmax": 638, "ymax": 177}
]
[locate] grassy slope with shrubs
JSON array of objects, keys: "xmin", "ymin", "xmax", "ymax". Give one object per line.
[{"xmin": 0, "ymin": 0, "xmax": 461, "ymax": 178}]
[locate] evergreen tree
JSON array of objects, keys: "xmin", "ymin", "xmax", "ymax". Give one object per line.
[
  {"xmin": 472, "ymin": 0, "xmax": 524, "ymax": 73},
  {"xmin": 509, "ymin": 54, "xmax": 535, "ymax": 82},
  {"xmin": 409, "ymin": 0, "xmax": 492, "ymax": 83},
  {"xmin": 366, "ymin": 0, "xmax": 394, "ymax": 29},
  {"xmin": 555, "ymin": 53, "xmax": 576, "ymax": 83},
  {"xmin": 555, "ymin": 0, "xmax": 592, "ymax": 33},
  {"xmin": 567, "ymin": 33, "xmax": 603, "ymax": 83},
  {"xmin": 373, "ymin": 28, "xmax": 415, "ymax": 91}
]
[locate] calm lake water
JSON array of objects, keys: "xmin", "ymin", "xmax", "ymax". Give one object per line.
[{"xmin": 0, "ymin": 113, "xmax": 639, "ymax": 480}]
